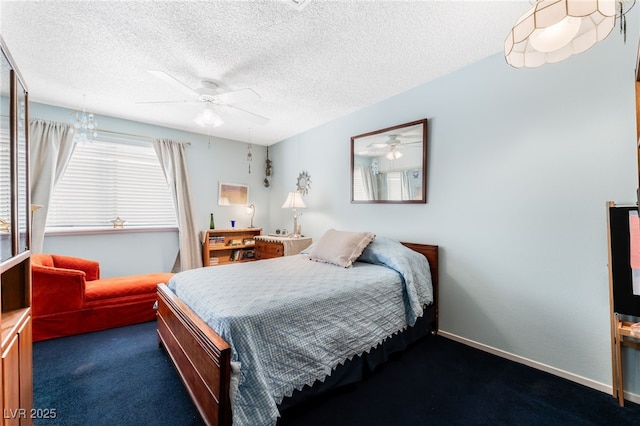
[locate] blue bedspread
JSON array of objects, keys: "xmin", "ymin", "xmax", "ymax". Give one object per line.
[{"xmin": 167, "ymin": 238, "xmax": 432, "ymax": 426}]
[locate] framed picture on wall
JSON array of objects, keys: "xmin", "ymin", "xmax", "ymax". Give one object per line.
[{"xmin": 218, "ymin": 182, "xmax": 249, "ymax": 206}]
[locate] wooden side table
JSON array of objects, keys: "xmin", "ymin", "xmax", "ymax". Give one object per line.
[{"xmin": 254, "ymin": 236, "xmax": 312, "ymax": 260}]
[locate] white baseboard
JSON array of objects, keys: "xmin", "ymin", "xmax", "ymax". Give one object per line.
[{"xmin": 438, "ymin": 330, "xmax": 640, "ymax": 405}]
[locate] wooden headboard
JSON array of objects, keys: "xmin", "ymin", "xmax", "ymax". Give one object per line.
[{"xmin": 401, "ymin": 242, "xmax": 439, "ymax": 333}]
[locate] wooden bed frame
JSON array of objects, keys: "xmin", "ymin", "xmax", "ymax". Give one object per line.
[{"xmin": 156, "ymin": 242, "xmax": 439, "ymax": 426}]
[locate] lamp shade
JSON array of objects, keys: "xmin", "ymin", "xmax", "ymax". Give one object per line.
[
  {"xmin": 504, "ymin": 0, "xmax": 616, "ymax": 68},
  {"xmin": 281, "ymin": 192, "xmax": 306, "ymax": 209}
]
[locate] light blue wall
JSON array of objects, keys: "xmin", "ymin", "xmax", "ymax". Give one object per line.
[
  {"xmin": 29, "ymin": 102, "xmax": 273, "ymax": 277},
  {"xmin": 267, "ymin": 17, "xmax": 639, "ymax": 394}
]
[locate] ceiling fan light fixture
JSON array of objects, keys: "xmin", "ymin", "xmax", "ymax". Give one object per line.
[
  {"xmin": 194, "ymin": 105, "xmax": 224, "ymax": 128},
  {"xmin": 142, "ymin": 70, "xmax": 269, "ymax": 128},
  {"xmin": 386, "ymin": 150, "xmax": 403, "ymax": 160}
]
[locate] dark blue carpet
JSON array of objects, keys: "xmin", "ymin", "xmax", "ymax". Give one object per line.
[
  {"xmin": 33, "ymin": 320, "xmax": 640, "ymax": 425},
  {"xmin": 33, "ymin": 320, "xmax": 203, "ymax": 426}
]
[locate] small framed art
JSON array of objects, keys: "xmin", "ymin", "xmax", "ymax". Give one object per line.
[{"xmin": 218, "ymin": 182, "xmax": 249, "ymax": 206}]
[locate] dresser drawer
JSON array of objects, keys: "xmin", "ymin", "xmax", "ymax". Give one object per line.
[{"xmin": 255, "ymin": 240, "xmax": 284, "ymax": 259}]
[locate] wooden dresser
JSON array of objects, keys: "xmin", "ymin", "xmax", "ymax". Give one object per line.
[{"xmin": 254, "ymin": 236, "xmax": 312, "ymax": 260}]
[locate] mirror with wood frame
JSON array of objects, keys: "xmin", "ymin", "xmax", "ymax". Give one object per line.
[
  {"xmin": 0, "ymin": 42, "xmax": 12, "ymax": 261},
  {"xmin": 351, "ymin": 118, "xmax": 427, "ymax": 203}
]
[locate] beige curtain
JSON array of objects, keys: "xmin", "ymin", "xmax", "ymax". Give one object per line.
[
  {"xmin": 361, "ymin": 166, "xmax": 379, "ymax": 200},
  {"xmin": 29, "ymin": 119, "xmax": 76, "ymax": 253},
  {"xmin": 400, "ymin": 170, "xmax": 415, "ymax": 200},
  {"xmin": 153, "ymin": 138, "xmax": 202, "ymax": 271}
]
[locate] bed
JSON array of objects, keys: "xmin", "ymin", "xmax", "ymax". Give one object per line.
[{"xmin": 156, "ymin": 233, "xmax": 439, "ymax": 426}]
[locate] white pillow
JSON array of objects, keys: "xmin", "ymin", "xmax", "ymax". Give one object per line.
[{"xmin": 309, "ymin": 229, "xmax": 375, "ymax": 268}]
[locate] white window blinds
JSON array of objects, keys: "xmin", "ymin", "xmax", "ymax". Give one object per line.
[{"xmin": 47, "ymin": 135, "xmax": 177, "ymax": 228}]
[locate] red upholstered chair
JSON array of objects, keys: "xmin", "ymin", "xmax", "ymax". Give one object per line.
[{"xmin": 31, "ymin": 254, "xmax": 173, "ymax": 341}]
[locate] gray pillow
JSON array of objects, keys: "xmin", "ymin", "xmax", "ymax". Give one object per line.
[{"xmin": 309, "ymin": 228, "xmax": 375, "ymax": 268}]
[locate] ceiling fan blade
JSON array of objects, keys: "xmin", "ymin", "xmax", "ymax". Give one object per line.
[
  {"xmin": 357, "ymin": 149, "xmax": 386, "ymax": 157},
  {"xmin": 135, "ymin": 99, "xmax": 195, "ymax": 104},
  {"xmin": 215, "ymin": 87, "xmax": 261, "ymax": 104},
  {"xmin": 147, "ymin": 70, "xmax": 198, "ymax": 97},
  {"xmin": 224, "ymin": 104, "xmax": 270, "ymax": 126},
  {"xmin": 398, "ymin": 128, "xmax": 422, "ymax": 137},
  {"xmin": 367, "ymin": 143, "xmax": 389, "ymax": 148}
]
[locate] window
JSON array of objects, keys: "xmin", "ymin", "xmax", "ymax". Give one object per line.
[
  {"xmin": 352, "ymin": 167, "xmax": 366, "ymax": 201},
  {"xmin": 47, "ymin": 135, "xmax": 177, "ymax": 229},
  {"xmin": 386, "ymin": 171, "xmax": 402, "ymax": 200},
  {"xmin": 352, "ymin": 167, "xmax": 403, "ymax": 201}
]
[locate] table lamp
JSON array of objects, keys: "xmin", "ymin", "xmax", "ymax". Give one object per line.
[{"xmin": 281, "ymin": 192, "xmax": 306, "ymax": 237}]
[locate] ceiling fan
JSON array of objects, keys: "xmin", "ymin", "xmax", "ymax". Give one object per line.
[
  {"xmin": 359, "ymin": 134, "xmax": 422, "ymax": 160},
  {"xmin": 137, "ymin": 70, "xmax": 270, "ymax": 128}
]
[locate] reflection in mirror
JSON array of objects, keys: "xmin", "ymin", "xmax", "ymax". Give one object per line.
[
  {"xmin": 0, "ymin": 49, "xmax": 11, "ymax": 261},
  {"xmin": 16, "ymin": 76, "xmax": 28, "ymax": 253},
  {"xmin": 351, "ymin": 119, "xmax": 427, "ymax": 203}
]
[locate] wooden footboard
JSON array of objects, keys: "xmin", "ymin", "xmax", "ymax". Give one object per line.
[
  {"xmin": 157, "ymin": 284, "xmax": 232, "ymax": 426},
  {"xmin": 157, "ymin": 242, "xmax": 438, "ymax": 426}
]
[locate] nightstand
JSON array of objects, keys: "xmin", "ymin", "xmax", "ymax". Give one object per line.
[{"xmin": 254, "ymin": 236, "xmax": 312, "ymax": 260}]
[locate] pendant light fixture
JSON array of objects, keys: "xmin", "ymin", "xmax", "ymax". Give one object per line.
[
  {"xmin": 70, "ymin": 94, "xmax": 98, "ymax": 143},
  {"xmin": 504, "ymin": 0, "xmax": 633, "ymax": 68}
]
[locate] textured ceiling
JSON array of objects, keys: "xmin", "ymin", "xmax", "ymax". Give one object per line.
[{"xmin": 0, "ymin": 0, "xmax": 529, "ymax": 145}]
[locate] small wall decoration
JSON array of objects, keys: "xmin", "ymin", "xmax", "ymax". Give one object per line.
[
  {"xmin": 218, "ymin": 182, "xmax": 249, "ymax": 206},
  {"xmin": 296, "ymin": 171, "xmax": 311, "ymax": 195},
  {"xmin": 264, "ymin": 146, "xmax": 272, "ymax": 188}
]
